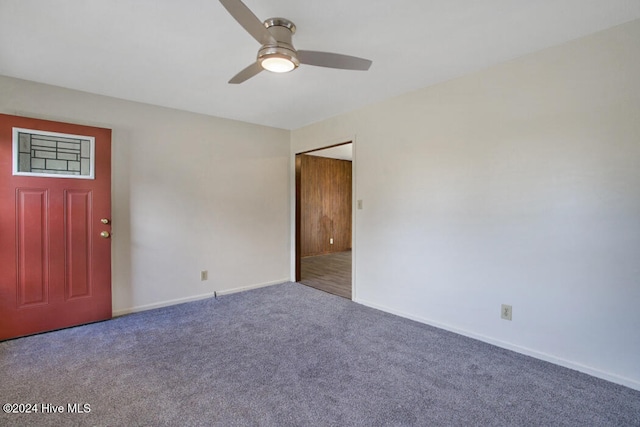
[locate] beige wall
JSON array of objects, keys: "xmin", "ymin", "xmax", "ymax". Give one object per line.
[
  {"xmin": 0, "ymin": 76, "xmax": 291, "ymax": 314},
  {"xmin": 292, "ymin": 20, "xmax": 640, "ymax": 389}
]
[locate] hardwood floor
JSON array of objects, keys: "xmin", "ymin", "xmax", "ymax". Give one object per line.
[{"xmin": 299, "ymin": 250, "xmax": 352, "ymax": 299}]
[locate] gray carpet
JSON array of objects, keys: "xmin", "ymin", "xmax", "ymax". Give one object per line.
[{"xmin": 1, "ymin": 282, "xmax": 638, "ymax": 426}]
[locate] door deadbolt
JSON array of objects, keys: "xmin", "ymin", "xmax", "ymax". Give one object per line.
[{"xmin": 101, "ymin": 218, "xmax": 110, "ymax": 224}]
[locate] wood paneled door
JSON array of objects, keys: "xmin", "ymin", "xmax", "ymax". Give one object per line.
[{"xmin": 0, "ymin": 114, "xmax": 112, "ymax": 340}]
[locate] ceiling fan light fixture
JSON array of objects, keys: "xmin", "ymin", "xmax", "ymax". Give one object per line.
[
  {"xmin": 258, "ymin": 46, "xmax": 299, "ymax": 73},
  {"xmin": 221, "ymin": 0, "xmax": 372, "ymax": 84},
  {"xmin": 261, "ymin": 56, "xmax": 295, "ymax": 73}
]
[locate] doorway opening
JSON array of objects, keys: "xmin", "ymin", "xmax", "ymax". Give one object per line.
[{"xmin": 295, "ymin": 142, "xmax": 352, "ymax": 299}]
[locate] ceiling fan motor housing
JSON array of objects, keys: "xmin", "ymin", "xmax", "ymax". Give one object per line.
[{"xmin": 258, "ymin": 18, "xmax": 300, "ymax": 69}]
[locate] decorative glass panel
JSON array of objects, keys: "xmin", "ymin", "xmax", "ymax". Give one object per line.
[{"xmin": 13, "ymin": 128, "xmax": 95, "ymax": 179}]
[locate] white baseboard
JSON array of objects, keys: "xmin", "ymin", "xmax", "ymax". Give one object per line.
[
  {"xmin": 112, "ymin": 278, "xmax": 288, "ymax": 317},
  {"xmin": 215, "ymin": 278, "xmax": 289, "ymax": 296},
  {"xmin": 355, "ymin": 297, "xmax": 640, "ymax": 392}
]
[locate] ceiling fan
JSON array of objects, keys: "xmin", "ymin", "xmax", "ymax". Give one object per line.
[{"xmin": 219, "ymin": 0, "xmax": 373, "ymax": 84}]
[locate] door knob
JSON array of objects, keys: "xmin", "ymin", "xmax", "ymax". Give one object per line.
[
  {"xmin": 100, "ymin": 231, "xmax": 110, "ymax": 239},
  {"xmin": 101, "ymin": 218, "xmax": 110, "ymax": 224}
]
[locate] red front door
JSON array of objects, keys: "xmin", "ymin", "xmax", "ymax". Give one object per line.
[{"xmin": 0, "ymin": 114, "xmax": 112, "ymax": 340}]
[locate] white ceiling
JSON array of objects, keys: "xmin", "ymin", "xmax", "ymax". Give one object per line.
[
  {"xmin": 1, "ymin": 1, "xmax": 639, "ymax": 130},
  {"xmin": 306, "ymin": 144, "xmax": 352, "ymax": 161}
]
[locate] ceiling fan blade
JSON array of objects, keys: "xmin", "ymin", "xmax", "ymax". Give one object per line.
[
  {"xmin": 219, "ymin": 0, "xmax": 276, "ymax": 45},
  {"xmin": 229, "ymin": 62, "xmax": 263, "ymax": 84},
  {"xmin": 297, "ymin": 50, "xmax": 372, "ymax": 71}
]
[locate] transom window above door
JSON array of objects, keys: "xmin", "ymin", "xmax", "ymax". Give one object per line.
[{"xmin": 13, "ymin": 127, "xmax": 95, "ymax": 179}]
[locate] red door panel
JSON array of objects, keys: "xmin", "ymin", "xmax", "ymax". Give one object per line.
[
  {"xmin": 0, "ymin": 113, "xmax": 112, "ymax": 340},
  {"xmin": 65, "ymin": 190, "xmax": 92, "ymax": 299},
  {"xmin": 16, "ymin": 188, "xmax": 50, "ymax": 306}
]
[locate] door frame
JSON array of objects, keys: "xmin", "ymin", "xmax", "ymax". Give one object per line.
[{"xmin": 294, "ymin": 140, "xmax": 355, "ymax": 299}]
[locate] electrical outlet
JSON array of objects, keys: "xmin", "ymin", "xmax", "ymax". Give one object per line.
[
  {"xmin": 200, "ymin": 270, "xmax": 208, "ymax": 281},
  {"xmin": 357, "ymin": 200, "xmax": 363, "ymax": 210},
  {"xmin": 330, "ymin": 238, "xmax": 334, "ymax": 245},
  {"xmin": 501, "ymin": 304, "xmax": 512, "ymax": 321}
]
